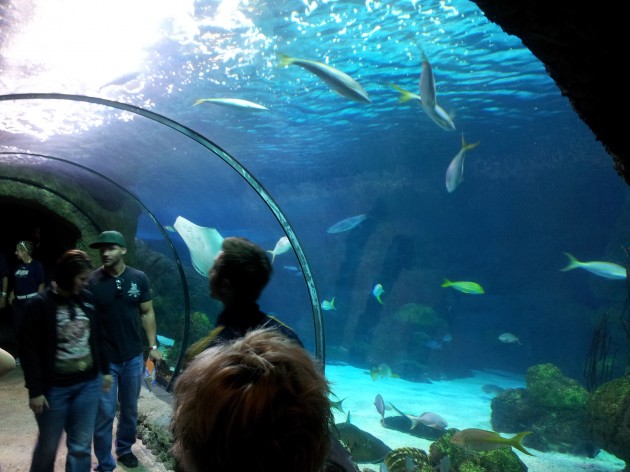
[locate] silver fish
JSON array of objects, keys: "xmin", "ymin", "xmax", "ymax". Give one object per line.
[
  {"xmin": 374, "ymin": 394, "xmax": 385, "ymax": 419},
  {"xmin": 278, "ymin": 53, "xmax": 371, "ymax": 104},
  {"xmin": 445, "ymin": 134, "xmax": 480, "ymax": 193},
  {"xmin": 267, "ymin": 236, "xmax": 291, "ymax": 264},
  {"xmin": 560, "ymin": 252, "xmax": 626, "ymax": 279},
  {"xmin": 327, "ymin": 214, "xmax": 367, "ymax": 234},
  {"xmin": 192, "ymin": 98, "xmax": 268, "ymax": 110},
  {"xmin": 418, "ymin": 52, "xmax": 455, "ymax": 131}
]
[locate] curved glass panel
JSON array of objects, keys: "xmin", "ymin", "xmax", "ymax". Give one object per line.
[
  {"xmin": 0, "ymin": 0, "xmax": 628, "ymax": 470},
  {"xmin": 0, "ymin": 97, "xmax": 320, "ymax": 390}
]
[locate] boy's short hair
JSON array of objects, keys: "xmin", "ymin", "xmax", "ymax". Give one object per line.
[
  {"xmin": 214, "ymin": 236, "xmax": 272, "ymax": 301},
  {"xmin": 171, "ymin": 328, "xmax": 332, "ymax": 472}
]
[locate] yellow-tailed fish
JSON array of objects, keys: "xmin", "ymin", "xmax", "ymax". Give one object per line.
[
  {"xmin": 445, "ymin": 134, "xmax": 480, "ymax": 193},
  {"xmin": 441, "ymin": 279, "xmax": 484, "ymax": 294},
  {"xmin": 193, "ymin": 98, "xmax": 268, "ymax": 110},
  {"xmin": 418, "ymin": 51, "xmax": 456, "ymax": 131},
  {"xmin": 321, "ymin": 297, "xmax": 336, "ymax": 311},
  {"xmin": 278, "ymin": 53, "xmax": 371, "ymax": 104},
  {"xmin": 451, "ymin": 428, "xmax": 534, "ymax": 456},
  {"xmin": 372, "ymin": 283, "xmax": 384, "ymax": 304},
  {"xmin": 560, "ymin": 252, "xmax": 626, "ymax": 279}
]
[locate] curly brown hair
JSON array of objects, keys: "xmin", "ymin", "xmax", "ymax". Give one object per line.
[{"xmin": 171, "ymin": 327, "xmax": 332, "ymax": 472}]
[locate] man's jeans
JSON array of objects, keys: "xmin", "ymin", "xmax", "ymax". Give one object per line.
[
  {"xmin": 93, "ymin": 354, "xmax": 143, "ymax": 471},
  {"xmin": 30, "ymin": 376, "xmax": 103, "ymax": 472}
]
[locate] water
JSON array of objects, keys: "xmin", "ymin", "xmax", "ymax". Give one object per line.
[{"xmin": 0, "ymin": 0, "xmax": 628, "ymax": 469}]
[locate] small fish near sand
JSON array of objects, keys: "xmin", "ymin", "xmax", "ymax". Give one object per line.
[
  {"xmin": 267, "ymin": 236, "xmax": 291, "ymax": 264},
  {"xmin": 372, "ymin": 283, "xmax": 385, "ymax": 304},
  {"xmin": 388, "ymin": 402, "xmax": 448, "ymax": 430},
  {"xmin": 382, "ymin": 403, "xmax": 445, "ymax": 441},
  {"xmin": 192, "ymin": 98, "xmax": 268, "ymax": 110},
  {"xmin": 445, "ymin": 134, "xmax": 480, "ymax": 193},
  {"xmin": 326, "ymin": 213, "xmax": 367, "ymax": 234},
  {"xmin": 560, "ymin": 252, "xmax": 627, "ymax": 279},
  {"xmin": 374, "ymin": 394, "xmax": 386, "ymax": 419},
  {"xmin": 278, "ymin": 53, "xmax": 371, "ymax": 104},
  {"xmin": 498, "ymin": 332, "xmax": 522, "ymax": 345},
  {"xmin": 450, "ymin": 428, "xmax": 534, "ymax": 456},
  {"xmin": 441, "ymin": 278, "xmax": 484, "ymax": 294},
  {"xmin": 370, "ymin": 363, "xmax": 399, "ymax": 381}
]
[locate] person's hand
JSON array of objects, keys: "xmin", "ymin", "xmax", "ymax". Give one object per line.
[
  {"xmin": 149, "ymin": 349, "xmax": 162, "ymax": 362},
  {"xmin": 102, "ymin": 374, "xmax": 113, "ymax": 392},
  {"xmin": 29, "ymin": 395, "xmax": 49, "ymax": 414}
]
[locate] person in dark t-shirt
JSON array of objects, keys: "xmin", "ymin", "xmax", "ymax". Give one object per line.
[{"xmin": 88, "ymin": 231, "xmax": 162, "ymax": 471}]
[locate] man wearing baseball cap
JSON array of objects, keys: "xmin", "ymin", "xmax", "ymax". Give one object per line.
[{"xmin": 88, "ymin": 231, "xmax": 162, "ymax": 470}]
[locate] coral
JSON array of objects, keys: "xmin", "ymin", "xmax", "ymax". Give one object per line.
[
  {"xmin": 394, "ymin": 303, "xmax": 447, "ymax": 329},
  {"xmin": 428, "ymin": 430, "xmax": 527, "ymax": 472},
  {"xmin": 384, "ymin": 447, "xmax": 429, "ymax": 471},
  {"xmin": 526, "ymin": 363, "xmax": 590, "ymax": 410},
  {"xmin": 587, "ymin": 375, "xmax": 630, "ymax": 465},
  {"xmin": 189, "ymin": 311, "xmax": 212, "ymax": 341},
  {"xmin": 490, "ymin": 388, "xmax": 545, "ymax": 433}
]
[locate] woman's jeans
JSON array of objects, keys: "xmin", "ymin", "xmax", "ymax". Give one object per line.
[
  {"xmin": 93, "ymin": 354, "xmax": 143, "ymax": 471},
  {"xmin": 30, "ymin": 375, "xmax": 103, "ymax": 472}
]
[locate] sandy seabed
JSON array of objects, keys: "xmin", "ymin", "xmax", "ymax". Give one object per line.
[
  {"xmin": 325, "ymin": 364, "xmax": 626, "ymax": 472},
  {"xmin": 1, "ymin": 363, "xmax": 625, "ymax": 472}
]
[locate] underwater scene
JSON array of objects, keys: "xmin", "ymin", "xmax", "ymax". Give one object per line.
[{"xmin": 1, "ymin": 0, "xmax": 629, "ymax": 470}]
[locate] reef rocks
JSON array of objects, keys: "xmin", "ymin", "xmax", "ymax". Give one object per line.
[
  {"xmin": 526, "ymin": 363, "xmax": 589, "ymax": 410},
  {"xmin": 587, "ymin": 375, "xmax": 630, "ymax": 466},
  {"xmin": 490, "ymin": 363, "xmax": 592, "ymax": 455}
]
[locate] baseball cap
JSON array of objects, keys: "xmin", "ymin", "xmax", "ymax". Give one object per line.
[{"xmin": 90, "ymin": 230, "xmax": 127, "ymax": 248}]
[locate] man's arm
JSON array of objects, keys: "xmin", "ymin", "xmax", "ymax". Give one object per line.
[
  {"xmin": 140, "ymin": 300, "xmax": 162, "ymax": 361},
  {"xmin": 0, "ymin": 275, "xmax": 7, "ymax": 310}
]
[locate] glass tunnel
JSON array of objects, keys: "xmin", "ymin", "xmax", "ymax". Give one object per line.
[{"xmin": 1, "ymin": 1, "xmax": 629, "ymax": 470}]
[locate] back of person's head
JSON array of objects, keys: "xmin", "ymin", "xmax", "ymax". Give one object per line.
[
  {"xmin": 54, "ymin": 250, "xmax": 92, "ymax": 292},
  {"xmin": 171, "ymin": 328, "xmax": 332, "ymax": 472},
  {"xmin": 214, "ymin": 236, "xmax": 272, "ymax": 302}
]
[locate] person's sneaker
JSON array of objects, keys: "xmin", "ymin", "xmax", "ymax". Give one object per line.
[
  {"xmin": 92, "ymin": 466, "xmax": 112, "ymax": 472},
  {"xmin": 117, "ymin": 452, "xmax": 139, "ymax": 468}
]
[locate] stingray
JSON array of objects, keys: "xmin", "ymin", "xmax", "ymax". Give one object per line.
[{"xmin": 173, "ymin": 216, "xmax": 224, "ymax": 277}]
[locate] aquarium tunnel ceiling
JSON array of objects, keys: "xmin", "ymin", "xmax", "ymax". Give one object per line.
[{"xmin": 0, "ymin": 0, "xmax": 628, "ymax": 365}]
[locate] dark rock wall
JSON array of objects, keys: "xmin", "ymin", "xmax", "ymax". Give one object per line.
[{"xmin": 471, "ymin": 1, "xmax": 627, "ymax": 185}]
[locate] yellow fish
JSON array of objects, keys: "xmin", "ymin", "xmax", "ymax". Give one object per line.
[
  {"xmin": 451, "ymin": 428, "xmax": 534, "ymax": 456},
  {"xmin": 370, "ymin": 363, "xmax": 399, "ymax": 381},
  {"xmin": 441, "ymin": 279, "xmax": 484, "ymax": 294},
  {"xmin": 372, "ymin": 283, "xmax": 385, "ymax": 304},
  {"xmin": 321, "ymin": 298, "xmax": 336, "ymax": 311}
]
